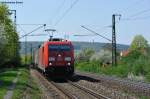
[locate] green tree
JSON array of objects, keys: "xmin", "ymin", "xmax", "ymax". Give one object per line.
[
  {"xmin": 130, "ymin": 35, "xmax": 149, "ymax": 50},
  {"xmin": 122, "ymin": 35, "xmax": 150, "ymax": 76},
  {"xmin": 0, "ymin": 4, "xmax": 20, "ymax": 66}
]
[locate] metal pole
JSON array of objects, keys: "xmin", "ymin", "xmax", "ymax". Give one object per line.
[
  {"xmin": 14, "ymin": 10, "xmax": 16, "ymax": 30},
  {"xmin": 30, "ymin": 44, "xmax": 32, "ymax": 64},
  {"xmin": 12, "ymin": 10, "xmax": 17, "ymax": 61},
  {"xmin": 25, "ymin": 36, "xmax": 27, "ymax": 64},
  {"xmin": 112, "ymin": 14, "xmax": 117, "ymax": 66}
]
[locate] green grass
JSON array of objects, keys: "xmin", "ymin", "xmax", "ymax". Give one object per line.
[
  {"xmin": 0, "ymin": 68, "xmax": 18, "ymax": 99},
  {"xmin": 139, "ymin": 96, "xmax": 149, "ymax": 99},
  {"xmin": 12, "ymin": 67, "xmax": 42, "ymax": 99},
  {"xmin": 75, "ymin": 61, "xmax": 150, "ymax": 80},
  {"xmin": 75, "ymin": 61, "xmax": 101, "ymax": 73},
  {"xmin": 21, "ymin": 55, "xmax": 32, "ymax": 65},
  {"xmin": 0, "ymin": 67, "xmax": 42, "ymax": 99},
  {"xmin": 75, "ymin": 61, "xmax": 129, "ymax": 78}
]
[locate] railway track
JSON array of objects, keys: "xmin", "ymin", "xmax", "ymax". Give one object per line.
[
  {"xmin": 31, "ymin": 69, "xmax": 75, "ymax": 99},
  {"xmin": 49, "ymin": 81, "xmax": 79, "ymax": 99},
  {"xmin": 32, "ymin": 69, "xmax": 110, "ymax": 99},
  {"xmin": 67, "ymin": 80, "xmax": 110, "ymax": 99},
  {"xmin": 76, "ymin": 71, "xmax": 150, "ymax": 97}
]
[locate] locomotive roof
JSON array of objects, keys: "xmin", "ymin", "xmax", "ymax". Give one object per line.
[
  {"xmin": 46, "ymin": 40, "xmax": 72, "ymax": 44},
  {"xmin": 39, "ymin": 39, "xmax": 72, "ymax": 48}
]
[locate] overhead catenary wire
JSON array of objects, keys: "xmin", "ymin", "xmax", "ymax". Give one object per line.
[
  {"xmin": 114, "ymin": 0, "xmax": 150, "ymax": 22},
  {"xmin": 19, "ymin": 24, "xmax": 46, "ymax": 39},
  {"xmin": 50, "ymin": 0, "xmax": 66, "ymax": 25},
  {"xmin": 128, "ymin": 8, "xmax": 150, "ymax": 18},
  {"xmin": 121, "ymin": 15, "xmax": 150, "ymax": 21},
  {"xmin": 17, "ymin": 24, "xmax": 47, "ymax": 26},
  {"xmin": 85, "ymin": 0, "xmax": 147, "ymax": 29},
  {"xmin": 110, "ymin": 9, "xmax": 150, "ymax": 24},
  {"xmin": 74, "ymin": 34, "xmax": 97, "ymax": 36},
  {"xmin": 54, "ymin": 0, "xmax": 79, "ymax": 26},
  {"xmin": 118, "ymin": 0, "xmax": 146, "ymax": 14},
  {"xmin": 81, "ymin": 26, "xmax": 112, "ymax": 42},
  {"xmin": 17, "ymin": 24, "xmax": 27, "ymax": 34},
  {"xmin": 120, "ymin": 8, "xmax": 150, "ymax": 22},
  {"xmin": 21, "ymin": 34, "xmax": 48, "ymax": 37}
]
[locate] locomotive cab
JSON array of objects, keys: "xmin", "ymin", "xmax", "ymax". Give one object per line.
[{"xmin": 37, "ymin": 38, "xmax": 74, "ymax": 76}]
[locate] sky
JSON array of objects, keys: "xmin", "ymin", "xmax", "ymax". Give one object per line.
[{"xmin": 2, "ymin": 0, "xmax": 150, "ymax": 45}]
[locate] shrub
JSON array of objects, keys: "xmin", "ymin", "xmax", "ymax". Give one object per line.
[
  {"xmin": 90, "ymin": 49, "xmax": 111, "ymax": 64},
  {"xmin": 75, "ymin": 61, "xmax": 101, "ymax": 73},
  {"xmin": 76, "ymin": 48, "xmax": 95, "ymax": 62},
  {"xmin": 145, "ymin": 72, "xmax": 150, "ymax": 82}
]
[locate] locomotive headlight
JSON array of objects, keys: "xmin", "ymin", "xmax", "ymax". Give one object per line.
[
  {"xmin": 65, "ymin": 57, "xmax": 71, "ymax": 61},
  {"xmin": 49, "ymin": 57, "xmax": 55, "ymax": 61},
  {"xmin": 67, "ymin": 62, "xmax": 71, "ymax": 66},
  {"xmin": 49, "ymin": 62, "xmax": 52, "ymax": 65}
]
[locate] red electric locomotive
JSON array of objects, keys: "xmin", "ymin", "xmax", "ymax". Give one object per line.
[{"xmin": 34, "ymin": 38, "xmax": 74, "ymax": 76}]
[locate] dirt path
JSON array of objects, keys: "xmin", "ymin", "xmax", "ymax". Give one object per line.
[
  {"xmin": 30, "ymin": 70, "xmax": 51, "ymax": 99},
  {"xmin": 3, "ymin": 72, "xmax": 20, "ymax": 99}
]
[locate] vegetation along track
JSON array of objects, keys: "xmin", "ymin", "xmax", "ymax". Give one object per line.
[
  {"xmin": 32, "ymin": 69, "xmax": 110, "ymax": 99},
  {"xmin": 76, "ymin": 71, "xmax": 150, "ymax": 97}
]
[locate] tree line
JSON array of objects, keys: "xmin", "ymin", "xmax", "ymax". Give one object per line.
[
  {"xmin": 75, "ymin": 35, "xmax": 150, "ymax": 81},
  {"xmin": 0, "ymin": 4, "xmax": 20, "ymax": 67}
]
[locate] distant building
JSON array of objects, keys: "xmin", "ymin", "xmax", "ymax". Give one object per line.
[{"xmin": 120, "ymin": 50, "xmax": 129, "ymax": 57}]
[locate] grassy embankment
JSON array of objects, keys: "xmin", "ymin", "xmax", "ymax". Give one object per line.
[
  {"xmin": 75, "ymin": 61, "xmax": 150, "ymax": 82},
  {"xmin": 75, "ymin": 49, "xmax": 150, "ymax": 82},
  {"xmin": 0, "ymin": 67, "xmax": 42, "ymax": 99},
  {"xmin": 75, "ymin": 61, "xmax": 150, "ymax": 99},
  {"xmin": 75, "ymin": 61, "xmax": 128, "ymax": 77}
]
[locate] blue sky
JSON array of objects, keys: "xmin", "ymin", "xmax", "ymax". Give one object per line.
[{"xmin": 3, "ymin": 0, "xmax": 150, "ymax": 45}]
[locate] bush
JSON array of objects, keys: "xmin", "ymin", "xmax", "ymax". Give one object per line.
[
  {"xmin": 75, "ymin": 48, "xmax": 95, "ymax": 62},
  {"xmin": 90, "ymin": 49, "xmax": 111, "ymax": 64},
  {"xmin": 76, "ymin": 61, "xmax": 129, "ymax": 78},
  {"xmin": 122, "ymin": 50, "xmax": 142, "ymax": 64},
  {"xmin": 145, "ymin": 72, "xmax": 150, "ymax": 82},
  {"xmin": 75, "ymin": 61, "xmax": 101, "ymax": 73},
  {"xmin": 121, "ymin": 50, "xmax": 150, "ymax": 76}
]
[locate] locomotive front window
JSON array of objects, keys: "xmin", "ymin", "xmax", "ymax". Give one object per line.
[{"xmin": 48, "ymin": 45, "xmax": 70, "ymax": 51}]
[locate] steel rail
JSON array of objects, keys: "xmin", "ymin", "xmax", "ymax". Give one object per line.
[
  {"xmin": 34, "ymin": 70, "xmax": 78, "ymax": 99},
  {"xmin": 68, "ymin": 80, "xmax": 110, "ymax": 99},
  {"xmin": 50, "ymin": 81, "xmax": 79, "ymax": 99}
]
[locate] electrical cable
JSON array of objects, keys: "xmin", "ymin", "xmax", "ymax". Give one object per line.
[
  {"xmin": 17, "ymin": 24, "xmax": 46, "ymax": 26},
  {"xmin": 120, "ymin": 8, "xmax": 150, "ymax": 21},
  {"xmin": 81, "ymin": 26, "xmax": 112, "ymax": 42},
  {"xmin": 54, "ymin": 0, "xmax": 79, "ymax": 26},
  {"xmin": 74, "ymin": 34, "xmax": 97, "ymax": 36},
  {"xmin": 17, "ymin": 24, "xmax": 27, "ymax": 34},
  {"xmin": 119, "ymin": 0, "xmax": 145, "ymax": 13},
  {"xmin": 121, "ymin": 15, "xmax": 150, "ymax": 21},
  {"xmin": 19, "ymin": 24, "xmax": 46, "ymax": 39},
  {"xmin": 129, "ymin": 8, "xmax": 150, "ymax": 18},
  {"xmin": 50, "ymin": 0, "xmax": 66, "ymax": 25}
]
